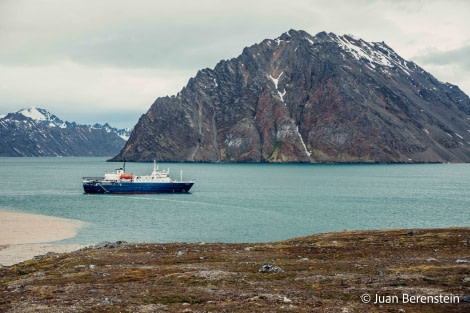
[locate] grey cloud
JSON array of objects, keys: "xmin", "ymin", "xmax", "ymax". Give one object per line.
[
  {"xmin": 414, "ymin": 44, "xmax": 470, "ymax": 70},
  {"xmin": 2, "ymin": 0, "xmax": 470, "ymax": 129},
  {"xmin": 1, "ymin": 9, "xmax": 289, "ymax": 71}
]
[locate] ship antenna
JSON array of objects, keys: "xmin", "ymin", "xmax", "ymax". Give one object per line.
[{"xmin": 123, "ymin": 159, "xmax": 126, "ymax": 172}]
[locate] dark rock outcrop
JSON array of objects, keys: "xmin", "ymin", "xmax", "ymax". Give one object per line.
[{"xmin": 112, "ymin": 29, "xmax": 470, "ymax": 163}]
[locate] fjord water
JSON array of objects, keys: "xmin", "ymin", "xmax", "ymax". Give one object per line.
[{"xmin": 1, "ymin": 157, "xmax": 469, "ymax": 244}]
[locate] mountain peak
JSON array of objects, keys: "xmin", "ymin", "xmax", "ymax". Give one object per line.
[
  {"xmin": 0, "ymin": 107, "xmax": 132, "ymax": 156},
  {"xmin": 18, "ymin": 107, "xmax": 46, "ymax": 121},
  {"xmin": 112, "ymin": 29, "xmax": 470, "ymax": 163},
  {"xmin": 3, "ymin": 107, "xmax": 131, "ymax": 139},
  {"xmin": 17, "ymin": 107, "xmax": 67, "ymax": 128},
  {"xmin": 278, "ymin": 29, "xmax": 309, "ymax": 40}
]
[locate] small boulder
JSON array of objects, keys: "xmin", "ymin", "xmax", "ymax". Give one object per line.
[{"xmin": 259, "ymin": 263, "xmax": 284, "ymax": 273}]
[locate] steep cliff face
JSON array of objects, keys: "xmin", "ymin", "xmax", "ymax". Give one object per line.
[{"xmin": 112, "ymin": 30, "xmax": 470, "ymax": 163}]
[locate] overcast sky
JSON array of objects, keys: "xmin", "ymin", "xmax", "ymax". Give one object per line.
[{"xmin": 1, "ymin": 0, "xmax": 469, "ymax": 129}]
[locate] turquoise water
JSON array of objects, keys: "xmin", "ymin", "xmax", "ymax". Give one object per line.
[{"xmin": 0, "ymin": 157, "xmax": 469, "ymax": 244}]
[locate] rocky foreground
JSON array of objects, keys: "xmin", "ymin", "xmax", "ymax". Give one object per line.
[{"xmin": 1, "ymin": 228, "xmax": 469, "ymax": 312}]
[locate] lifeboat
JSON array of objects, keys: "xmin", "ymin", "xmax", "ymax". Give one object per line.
[{"xmin": 120, "ymin": 173, "xmax": 133, "ymax": 180}]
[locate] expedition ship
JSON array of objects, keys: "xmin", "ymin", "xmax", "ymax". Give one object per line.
[{"xmin": 82, "ymin": 162, "xmax": 194, "ymax": 194}]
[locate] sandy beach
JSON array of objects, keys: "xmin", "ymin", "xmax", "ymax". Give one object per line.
[{"xmin": 0, "ymin": 210, "xmax": 87, "ymax": 266}]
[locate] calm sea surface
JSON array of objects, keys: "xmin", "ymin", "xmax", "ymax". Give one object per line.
[{"xmin": 0, "ymin": 157, "xmax": 469, "ymax": 244}]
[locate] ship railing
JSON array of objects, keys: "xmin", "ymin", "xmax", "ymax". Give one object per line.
[{"xmin": 82, "ymin": 176, "xmax": 105, "ymax": 182}]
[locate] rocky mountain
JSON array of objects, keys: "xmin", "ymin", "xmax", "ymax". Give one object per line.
[
  {"xmin": 0, "ymin": 107, "xmax": 130, "ymax": 157},
  {"xmin": 111, "ymin": 29, "xmax": 470, "ymax": 163}
]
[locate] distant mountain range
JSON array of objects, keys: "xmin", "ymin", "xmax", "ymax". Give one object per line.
[
  {"xmin": 0, "ymin": 107, "xmax": 131, "ymax": 157},
  {"xmin": 112, "ymin": 29, "xmax": 470, "ymax": 163}
]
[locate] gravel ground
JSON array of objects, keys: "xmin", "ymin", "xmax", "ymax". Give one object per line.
[{"xmin": 1, "ymin": 228, "xmax": 469, "ymax": 312}]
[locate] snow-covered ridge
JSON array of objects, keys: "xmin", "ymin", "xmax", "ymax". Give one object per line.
[
  {"xmin": 91, "ymin": 123, "xmax": 132, "ymax": 141},
  {"xmin": 330, "ymin": 33, "xmax": 415, "ymax": 74},
  {"xmin": 1, "ymin": 107, "xmax": 131, "ymax": 140},
  {"xmin": 270, "ymin": 30, "xmax": 418, "ymax": 76}
]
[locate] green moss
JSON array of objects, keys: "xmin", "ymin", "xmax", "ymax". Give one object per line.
[{"xmin": 268, "ymin": 141, "xmax": 282, "ymax": 160}]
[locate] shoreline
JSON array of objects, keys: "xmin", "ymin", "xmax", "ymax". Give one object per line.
[
  {"xmin": 0, "ymin": 209, "xmax": 468, "ymax": 268},
  {"xmin": 0, "ymin": 210, "xmax": 87, "ymax": 266}
]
